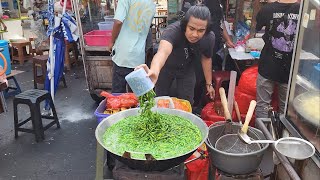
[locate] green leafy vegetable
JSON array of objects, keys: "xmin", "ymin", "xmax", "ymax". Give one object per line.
[{"xmin": 102, "ymin": 90, "xmax": 202, "ymax": 160}]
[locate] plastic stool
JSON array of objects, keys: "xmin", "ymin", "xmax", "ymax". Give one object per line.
[
  {"xmin": 4, "ymin": 76, "xmax": 21, "ymax": 98},
  {"xmin": 33, "ymin": 55, "xmax": 67, "ymax": 89},
  {"xmin": 13, "ymin": 89, "xmax": 60, "ymax": 142}
]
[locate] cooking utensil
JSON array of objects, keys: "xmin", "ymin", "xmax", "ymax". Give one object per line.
[
  {"xmin": 125, "ymin": 68, "xmax": 154, "ymax": 97},
  {"xmin": 239, "ymin": 136, "xmax": 301, "ymax": 145},
  {"xmin": 216, "ymin": 100, "xmax": 260, "ymax": 154},
  {"xmin": 234, "ymin": 100, "xmax": 242, "ymax": 124},
  {"xmin": 219, "ymin": 87, "xmax": 232, "ymax": 122},
  {"xmin": 240, "ymin": 135, "xmax": 315, "ymax": 160},
  {"xmin": 95, "ymin": 108, "xmax": 208, "ymax": 171},
  {"xmin": 205, "ymin": 123, "xmax": 269, "ymax": 174},
  {"xmin": 292, "ymin": 91, "xmax": 320, "ymax": 126},
  {"xmin": 227, "ymin": 71, "xmax": 237, "ymax": 115},
  {"xmin": 218, "ymin": 87, "xmax": 233, "ymax": 134},
  {"xmin": 238, "ymin": 100, "xmax": 257, "ymax": 138},
  {"xmin": 275, "ymin": 137, "xmax": 315, "ymax": 160}
]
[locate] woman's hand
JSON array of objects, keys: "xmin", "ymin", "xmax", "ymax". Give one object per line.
[
  {"xmin": 135, "ymin": 64, "xmax": 159, "ymax": 84},
  {"xmin": 206, "ymin": 84, "xmax": 215, "ymax": 100}
]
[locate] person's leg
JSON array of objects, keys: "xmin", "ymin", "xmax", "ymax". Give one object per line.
[
  {"xmin": 155, "ymin": 67, "xmax": 175, "ymax": 97},
  {"xmin": 256, "ymin": 74, "xmax": 275, "ymax": 118},
  {"xmin": 277, "ymin": 82, "xmax": 288, "ymax": 114},
  {"xmin": 176, "ymin": 68, "xmax": 196, "ymax": 105},
  {"xmin": 111, "ymin": 62, "xmax": 133, "ymax": 93}
]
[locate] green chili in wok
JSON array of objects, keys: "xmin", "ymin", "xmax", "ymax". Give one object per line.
[{"xmin": 102, "ymin": 90, "xmax": 202, "ymax": 160}]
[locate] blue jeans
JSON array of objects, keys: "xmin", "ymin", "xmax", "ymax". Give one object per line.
[{"xmin": 111, "ymin": 62, "xmax": 134, "ymax": 93}]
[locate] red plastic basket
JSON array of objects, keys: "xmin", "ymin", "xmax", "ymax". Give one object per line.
[{"xmin": 84, "ymin": 30, "xmax": 112, "ymax": 46}]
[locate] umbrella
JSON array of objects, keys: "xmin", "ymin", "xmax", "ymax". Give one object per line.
[{"xmin": 44, "ymin": 0, "xmax": 78, "ymax": 110}]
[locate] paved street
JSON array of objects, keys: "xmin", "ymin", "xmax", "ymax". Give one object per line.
[{"xmin": 0, "ymin": 62, "xmax": 98, "ymax": 180}]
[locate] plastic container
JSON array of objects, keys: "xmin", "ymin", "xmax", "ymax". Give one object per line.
[
  {"xmin": 98, "ymin": 21, "xmax": 114, "ymax": 30},
  {"xmin": 104, "ymin": 16, "xmax": 114, "ymax": 22},
  {"xmin": 94, "ymin": 93, "xmax": 122, "ymax": 124},
  {"xmin": 94, "ymin": 98, "xmax": 110, "ymax": 124},
  {"xmin": 0, "ymin": 40, "xmax": 11, "ymax": 75},
  {"xmin": 125, "ymin": 68, "xmax": 154, "ymax": 97},
  {"xmin": 84, "ymin": 30, "xmax": 112, "ymax": 46}
]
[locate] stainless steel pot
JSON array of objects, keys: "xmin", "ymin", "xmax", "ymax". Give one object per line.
[
  {"xmin": 95, "ymin": 108, "xmax": 209, "ymax": 171},
  {"xmin": 205, "ymin": 122, "xmax": 269, "ymax": 175}
]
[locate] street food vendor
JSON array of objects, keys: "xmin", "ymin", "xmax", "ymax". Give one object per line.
[{"xmin": 136, "ymin": 5, "xmax": 215, "ymax": 104}]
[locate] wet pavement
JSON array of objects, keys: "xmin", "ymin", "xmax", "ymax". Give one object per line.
[{"xmin": 0, "ymin": 61, "xmax": 98, "ymax": 180}]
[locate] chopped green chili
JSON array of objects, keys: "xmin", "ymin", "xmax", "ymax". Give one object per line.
[{"xmin": 102, "ymin": 90, "xmax": 202, "ymax": 160}]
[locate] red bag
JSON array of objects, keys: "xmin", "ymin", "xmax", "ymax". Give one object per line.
[
  {"xmin": 100, "ymin": 91, "xmax": 138, "ymax": 109},
  {"xmin": 201, "ymin": 102, "xmax": 225, "ymax": 123},
  {"xmin": 185, "ymin": 147, "xmax": 209, "ymax": 180},
  {"xmin": 237, "ymin": 65, "xmax": 258, "ymax": 97}
]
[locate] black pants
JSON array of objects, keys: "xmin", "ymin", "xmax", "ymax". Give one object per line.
[
  {"xmin": 111, "ymin": 62, "xmax": 134, "ymax": 93},
  {"xmin": 156, "ymin": 66, "xmax": 196, "ymax": 104}
]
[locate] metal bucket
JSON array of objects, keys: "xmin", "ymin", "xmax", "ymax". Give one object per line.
[
  {"xmin": 95, "ymin": 108, "xmax": 208, "ymax": 171},
  {"xmin": 205, "ymin": 123, "xmax": 269, "ymax": 174}
]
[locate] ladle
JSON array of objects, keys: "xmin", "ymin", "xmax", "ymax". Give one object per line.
[{"xmin": 238, "ymin": 135, "xmax": 302, "ymax": 145}]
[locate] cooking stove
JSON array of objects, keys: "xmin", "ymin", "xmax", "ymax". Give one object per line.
[
  {"xmin": 112, "ymin": 160, "xmax": 186, "ymax": 180},
  {"xmin": 214, "ymin": 167, "xmax": 264, "ymax": 180}
]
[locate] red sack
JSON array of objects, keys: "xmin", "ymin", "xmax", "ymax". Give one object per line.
[
  {"xmin": 185, "ymin": 147, "xmax": 209, "ymax": 180},
  {"xmin": 100, "ymin": 91, "xmax": 138, "ymax": 109},
  {"xmin": 201, "ymin": 102, "xmax": 225, "ymax": 123},
  {"xmin": 234, "ymin": 90, "xmax": 256, "ymax": 114},
  {"xmin": 237, "ymin": 65, "xmax": 258, "ymax": 97}
]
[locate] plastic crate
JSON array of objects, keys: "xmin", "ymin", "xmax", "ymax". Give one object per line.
[
  {"xmin": 84, "ymin": 30, "xmax": 112, "ymax": 46},
  {"xmin": 94, "ymin": 93, "xmax": 133, "ymax": 124},
  {"xmin": 94, "ymin": 98, "xmax": 110, "ymax": 124}
]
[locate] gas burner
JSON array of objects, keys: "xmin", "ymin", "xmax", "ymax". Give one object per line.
[
  {"xmin": 112, "ymin": 160, "xmax": 186, "ymax": 180},
  {"xmin": 216, "ymin": 168, "xmax": 264, "ymax": 180}
]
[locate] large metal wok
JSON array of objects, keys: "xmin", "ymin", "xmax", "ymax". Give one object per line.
[
  {"xmin": 293, "ymin": 91, "xmax": 320, "ymax": 126},
  {"xmin": 95, "ymin": 108, "xmax": 209, "ymax": 171}
]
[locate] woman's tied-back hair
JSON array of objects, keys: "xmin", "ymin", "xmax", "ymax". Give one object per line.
[{"xmin": 180, "ymin": 4, "xmax": 211, "ymax": 34}]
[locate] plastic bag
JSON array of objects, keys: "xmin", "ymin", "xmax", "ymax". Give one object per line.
[
  {"xmin": 185, "ymin": 145, "xmax": 209, "ymax": 180},
  {"xmin": 201, "ymin": 102, "xmax": 225, "ymax": 123},
  {"xmin": 237, "ymin": 65, "xmax": 258, "ymax": 96},
  {"xmin": 156, "ymin": 97, "xmax": 192, "ymax": 112},
  {"xmin": 100, "ymin": 91, "xmax": 138, "ymax": 109}
]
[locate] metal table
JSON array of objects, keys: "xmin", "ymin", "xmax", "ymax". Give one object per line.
[{"xmin": 228, "ymin": 48, "xmax": 259, "ymax": 74}]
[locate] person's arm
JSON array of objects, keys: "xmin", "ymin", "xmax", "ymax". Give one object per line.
[
  {"xmin": 201, "ymin": 55, "xmax": 215, "ymax": 99},
  {"xmin": 222, "ymin": 22, "xmax": 234, "ymax": 48},
  {"xmin": 106, "ymin": 0, "xmax": 128, "ymax": 52},
  {"xmin": 109, "ymin": 20, "xmax": 122, "ymax": 48},
  {"xmin": 0, "ymin": 19, "xmax": 7, "ymax": 31},
  {"xmin": 136, "ymin": 40, "xmax": 173, "ymax": 84}
]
